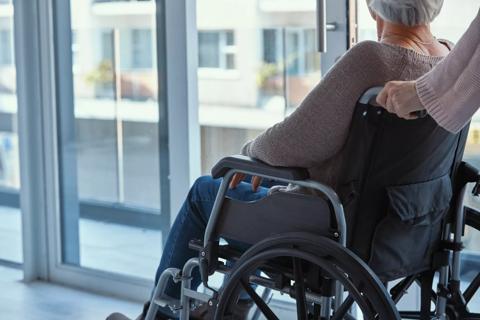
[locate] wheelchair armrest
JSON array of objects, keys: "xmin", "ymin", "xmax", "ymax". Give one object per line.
[
  {"xmin": 460, "ymin": 161, "xmax": 480, "ymax": 183},
  {"xmin": 211, "ymin": 155, "xmax": 310, "ymax": 181}
]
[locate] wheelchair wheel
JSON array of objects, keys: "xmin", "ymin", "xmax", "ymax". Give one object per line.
[{"xmin": 215, "ymin": 232, "xmax": 400, "ymax": 320}]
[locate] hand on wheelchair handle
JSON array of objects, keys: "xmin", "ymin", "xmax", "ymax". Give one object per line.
[
  {"xmin": 376, "ymin": 80, "xmax": 426, "ymax": 120},
  {"xmin": 229, "ymin": 173, "xmax": 263, "ymax": 192}
]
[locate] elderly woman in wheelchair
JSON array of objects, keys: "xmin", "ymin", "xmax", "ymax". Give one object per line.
[{"xmin": 108, "ymin": 0, "xmax": 480, "ymax": 319}]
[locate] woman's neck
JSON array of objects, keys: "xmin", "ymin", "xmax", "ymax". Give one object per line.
[
  {"xmin": 379, "ymin": 21, "xmax": 449, "ymax": 56},
  {"xmin": 380, "ymin": 22, "xmax": 434, "ymax": 44}
]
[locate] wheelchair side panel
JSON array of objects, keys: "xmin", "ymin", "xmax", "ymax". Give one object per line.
[{"xmin": 215, "ymin": 191, "xmax": 333, "ymax": 245}]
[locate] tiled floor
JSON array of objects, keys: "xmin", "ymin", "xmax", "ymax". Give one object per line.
[{"xmin": 0, "ymin": 266, "xmax": 142, "ymax": 320}]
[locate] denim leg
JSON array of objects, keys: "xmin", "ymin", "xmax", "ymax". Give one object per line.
[{"xmin": 154, "ymin": 175, "xmax": 268, "ymax": 301}]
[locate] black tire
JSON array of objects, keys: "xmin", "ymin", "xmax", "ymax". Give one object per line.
[{"xmin": 214, "ymin": 232, "xmax": 400, "ymax": 320}]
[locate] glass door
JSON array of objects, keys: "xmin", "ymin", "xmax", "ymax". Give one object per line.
[
  {"xmin": 196, "ymin": 0, "xmax": 354, "ymax": 314},
  {"xmin": 0, "ymin": 0, "xmax": 22, "ymax": 266},
  {"xmin": 197, "ymin": 0, "xmax": 353, "ymax": 172},
  {"xmin": 54, "ymin": 0, "xmax": 169, "ymax": 280}
]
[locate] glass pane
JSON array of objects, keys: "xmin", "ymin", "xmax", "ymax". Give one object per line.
[
  {"xmin": 58, "ymin": 0, "xmax": 167, "ymax": 279},
  {"xmin": 199, "ymin": 32, "xmax": 221, "ymax": 68},
  {"xmin": 0, "ymin": 0, "xmax": 22, "ymax": 264},
  {"xmin": 197, "ymin": 1, "xmax": 321, "ymax": 173}
]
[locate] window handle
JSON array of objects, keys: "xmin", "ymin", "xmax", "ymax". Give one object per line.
[
  {"xmin": 316, "ymin": 0, "xmax": 338, "ymax": 53},
  {"xmin": 316, "ymin": 0, "xmax": 327, "ymax": 53}
]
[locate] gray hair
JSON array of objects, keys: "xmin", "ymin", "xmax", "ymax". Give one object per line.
[{"xmin": 368, "ymin": 0, "xmax": 444, "ymax": 26}]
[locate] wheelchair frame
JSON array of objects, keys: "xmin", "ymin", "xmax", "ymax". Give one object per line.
[
  {"xmin": 146, "ymin": 167, "xmax": 348, "ymax": 320},
  {"xmin": 145, "ymin": 87, "xmax": 480, "ymax": 320}
]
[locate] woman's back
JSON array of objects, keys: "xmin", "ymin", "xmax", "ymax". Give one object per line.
[{"xmin": 242, "ymin": 40, "xmax": 451, "ymax": 188}]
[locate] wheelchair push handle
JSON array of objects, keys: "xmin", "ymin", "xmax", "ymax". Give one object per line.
[{"xmin": 359, "ymin": 86, "xmax": 427, "ymax": 118}]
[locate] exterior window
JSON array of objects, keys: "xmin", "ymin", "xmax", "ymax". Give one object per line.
[
  {"xmin": 131, "ymin": 29, "xmax": 152, "ymax": 69},
  {"xmin": 0, "ymin": 30, "xmax": 12, "ymax": 66},
  {"xmin": 304, "ymin": 29, "xmax": 320, "ymax": 73},
  {"xmin": 263, "ymin": 29, "xmax": 278, "ymax": 64},
  {"xmin": 198, "ymin": 30, "xmax": 236, "ymax": 70},
  {"xmin": 101, "ymin": 31, "xmax": 113, "ymax": 61},
  {"xmin": 71, "ymin": 30, "xmax": 79, "ymax": 68},
  {"xmin": 261, "ymin": 28, "xmax": 319, "ymax": 76}
]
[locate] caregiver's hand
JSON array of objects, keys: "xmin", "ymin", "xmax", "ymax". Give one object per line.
[{"xmin": 376, "ymin": 80, "xmax": 425, "ymax": 120}]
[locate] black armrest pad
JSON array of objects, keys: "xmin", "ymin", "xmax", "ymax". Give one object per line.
[
  {"xmin": 211, "ymin": 155, "xmax": 310, "ymax": 181},
  {"xmin": 460, "ymin": 161, "xmax": 480, "ymax": 183}
]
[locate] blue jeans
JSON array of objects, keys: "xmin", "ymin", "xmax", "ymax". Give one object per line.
[{"xmin": 154, "ymin": 175, "xmax": 268, "ymax": 301}]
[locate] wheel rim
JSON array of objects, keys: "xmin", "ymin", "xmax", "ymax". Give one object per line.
[{"xmin": 214, "ymin": 233, "xmax": 400, "ymax": 320}]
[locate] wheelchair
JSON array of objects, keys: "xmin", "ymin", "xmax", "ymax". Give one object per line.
[{"xmin": 146, "ymin": 87, "xmax": 480, "ymax": 319}]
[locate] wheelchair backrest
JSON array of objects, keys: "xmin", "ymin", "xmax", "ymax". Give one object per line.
[{"xmin": 337, "ymin": 89, "xmax": 470, "ymax": 280}]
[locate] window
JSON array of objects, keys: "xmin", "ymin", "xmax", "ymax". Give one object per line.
[
  {"xmin": 198, "ymin": 30, "xmax": 236, "ymax": 69},
  {"xmin": 131, "ymin": 29, "xmax": 152, "ymax": 69},
  {"xmin": 0, "ymin": 30, "xmax": 12, "ymax": 66},
  {"xmin": 196, "ymin": 2, "xmax": 325, "ymax": 174},
  {"xmin": 261, "ymin": 28, "xmax": 320, "ymax": 76},
  {"xmin": 0, "ymin": 6, "xmax": 22, "ymax": 265},
  {"xmin": 56, "ymin": 0, "xmax": 167, "ymax": 279},
  {"xmin": 71, "ymin": 30, "xmax": 79, "ymax": 68}
]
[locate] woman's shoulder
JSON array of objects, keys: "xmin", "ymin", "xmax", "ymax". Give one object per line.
[
  {"xmin": 345, "ymin": 40, "xmax": 400, "ymax": 60},
  {"xmin": 340, "ymin": 40, "xmax": 400, "ymax": 66}
]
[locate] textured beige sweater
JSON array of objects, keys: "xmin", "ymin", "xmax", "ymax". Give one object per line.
[{"xmin": 242, "ymin": 40, "xmax": 449, "ymax": 187}]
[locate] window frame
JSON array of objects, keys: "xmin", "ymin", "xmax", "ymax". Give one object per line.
[{"xmin": 15, "ymin": 0, "xmax": 200, "ymax": 302}]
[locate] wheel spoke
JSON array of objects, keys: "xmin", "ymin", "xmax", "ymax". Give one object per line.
[
  {"xmin": 464, "ymin": 272, "xmax": 480, "ymax": 303},
  {"xmin": 293, "ymin": 257, "xmax": 308, "ymax": 320},
  {"xmin": 240, "ymin": 279, "xmax": 279, "ymax": 320},
  {"xmin": 331, "ymin": 295, "xmax": 355, "ymax": 320}
]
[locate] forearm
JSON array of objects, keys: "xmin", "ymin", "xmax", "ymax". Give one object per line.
[{"xmin": 417, "ymin": 10, "xmax": 480, "ymax": 133}]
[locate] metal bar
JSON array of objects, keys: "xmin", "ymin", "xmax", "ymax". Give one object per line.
[
  {"xmin": 251, "ymin": 288, "xmax": 273, "ymax": 320},
  {"xmin": 154, "ymin": 0, "xmax": 171, "ymax": 247},
  {"xmin": 321, "ymin": 296, "xmax": 332, "ymax": 319},
  {"xmin": 0, "ymin": 258, "xmax": 22, "ymax": 269},
  {"xmin": 145, "ymin": 267, "xmax": 182, "ymax": 320},
  {"xmin": 282, "ymin": 27, "xmax": 289, "ymax": 116},
  {"xmin": 205, "ymin": 169, "xmax": 346, "ymax": 247},
  {"xmin": 463, "ymin": 272, "xmax": 480, "ymax": 304},
  {"xmin": 203, "ymin": 170, "xmax": 235, "ymax": 246},
  {"xmin": 316, "ymin": 0, "xmax": 327, "ymax": 52},
  {"xmin": 435, "ymin": 223, "xmax": 451, "ymax": 319},
  {"xmin": 180, "ymin": 258, "xmax": 203, "ymax": 320},
  {"xmin": 452, "ymin": 186, "xmax": 467, "ymax": 282},
  {"xmin": 112, "ymin": 28, "xmax": 125, "ymax": 203},
  {"xmin": 331, "ymin": 295, "xmax": 354, "ymax": 320},
  {"xmin": 182, "ymin": 288, "xmax": 211, "ymax": 303},
  {"xmin": 241, "ymin": 279, "xmax": 279, "ymax": 320},
  {"xmin": 293, "ymin": 257, "xmax": 308, "ymax": 319}
]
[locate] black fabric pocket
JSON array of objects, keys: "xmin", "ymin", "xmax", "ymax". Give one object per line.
[{"xmin": 369, "ymin": 175, "xmax": 452, "ymax": 280}]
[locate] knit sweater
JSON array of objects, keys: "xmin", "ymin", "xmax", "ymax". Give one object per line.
[
  {"xmin": 242, "ymin": 40, "xmax": 449, "ymax": 187},
  {"xmin": 417, "ymin": 9, "xmax": 480, "ymax": 133}
]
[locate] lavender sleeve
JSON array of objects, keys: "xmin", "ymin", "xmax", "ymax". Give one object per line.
[{"xmin": 416, "ymin": 9, "xmax": 480, "ymax": 133}]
